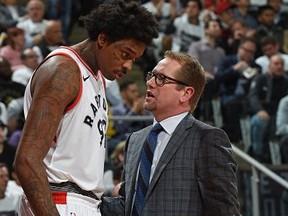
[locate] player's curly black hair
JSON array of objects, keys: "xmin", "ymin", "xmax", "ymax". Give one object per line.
[{"xmin": 79, "ymin": 0, "xmax": 159, "ymax": 46}]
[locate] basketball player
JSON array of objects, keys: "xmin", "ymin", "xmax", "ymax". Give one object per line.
[{"xmin": 14, "ymin": 1, "xmax": 158, "ymax": 215}]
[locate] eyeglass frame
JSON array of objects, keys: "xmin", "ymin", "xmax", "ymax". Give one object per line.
[
  {"xmin": 240, "ymin": 46, "xmax": 255, "ymax": 54},
  {"xmin": 25, "ymin": 54, "xmax": 39, "ymax": 59},
  {"xmin": 146, "ymin": 71, "xmax": 190, "ymax": 87}
]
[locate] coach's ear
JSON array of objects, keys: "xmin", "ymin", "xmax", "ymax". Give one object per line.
[{"xmin": 180, "ymin": 86, "xmax": 194, "ymax": 103}]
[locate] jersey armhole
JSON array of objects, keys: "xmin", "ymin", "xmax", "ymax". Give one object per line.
[
  {"xmin": 65, "ymin": 73, "xmax": 82, "ymax": 112},
  {"xmin": 64, "ymin": 61, "xmax": 82, "ymax": 112},
  {"xmin": 33, "ymin": 52, "xmax": 83, "ymax": 112}
]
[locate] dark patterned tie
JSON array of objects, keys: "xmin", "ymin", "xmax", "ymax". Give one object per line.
[{"xmin": 132, "ymin": 123, "xmax": 163, "ymax": 216}]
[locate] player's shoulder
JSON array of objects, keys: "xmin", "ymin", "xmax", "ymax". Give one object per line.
[
  {"xmin": 30, "ymin": 54, "xmax": 80, "ymax": 93},
  {"xmin": 38, "ymin": 55, "xmax": 79, "ymax": 76}
]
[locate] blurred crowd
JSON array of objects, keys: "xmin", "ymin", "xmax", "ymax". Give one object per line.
[{"xmin": 0, "ymin": 0, "xmax": 288, "ymax": 214}]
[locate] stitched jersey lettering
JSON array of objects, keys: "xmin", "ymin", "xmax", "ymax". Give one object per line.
[
  {"xmin": 98, "ymin": 119, "xmax": 107, "ymax": 146},
  {"xmin": 91, "ymin": 103, "xmax": 98, "ymax": 116}
]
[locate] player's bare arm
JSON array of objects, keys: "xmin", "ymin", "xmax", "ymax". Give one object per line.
[{"xmin": 14, "ymin": 56, "xmax": 80, "ymax": 215}]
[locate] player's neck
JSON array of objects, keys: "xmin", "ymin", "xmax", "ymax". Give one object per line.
[{"xmin": 74, "ymin": 39, "xmax": 99, "ymax": 74}]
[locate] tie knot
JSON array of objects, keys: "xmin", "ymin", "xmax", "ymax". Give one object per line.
[{"xmin": 151, "ymin": 123, "xmax": 163, "ymax": 134}]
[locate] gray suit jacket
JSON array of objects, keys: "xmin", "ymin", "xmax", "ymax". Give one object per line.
[{"xmin": 124, "ymin": 113, "xmax": 240, "ymax": 216}]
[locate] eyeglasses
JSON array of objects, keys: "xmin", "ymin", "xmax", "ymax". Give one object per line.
[
  {"xmin": 241, "ymin": 46, "xmax": 255, "ymax": 54},
  {"xmin": 146, "ymin": 71, "xmax": 190, "ymax": 87},
  {"xmin": 25, "ymin": 55, "xmax": 38, "ymax": 59}
]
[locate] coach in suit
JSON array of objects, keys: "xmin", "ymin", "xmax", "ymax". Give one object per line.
[{"xmin": 123, "ymin": 51, "xmax": 240, "ymax": 216}]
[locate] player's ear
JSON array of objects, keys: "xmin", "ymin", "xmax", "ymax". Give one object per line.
[{"xmin": 97, "ymin": 33, "xmax": 107, "ymax": 48}]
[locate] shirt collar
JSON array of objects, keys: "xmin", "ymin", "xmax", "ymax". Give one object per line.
[{"xmin": 153, "ymin": 112, "xmax": 189, "ymax": 135}]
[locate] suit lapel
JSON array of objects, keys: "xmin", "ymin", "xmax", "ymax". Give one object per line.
[
  {"xmin": 125, "ymin": 126, "xmax": 151, "ymax": 215},
  {"xmin": 146, "ymin": 114, "xmax": 195, "ymax": 198}
]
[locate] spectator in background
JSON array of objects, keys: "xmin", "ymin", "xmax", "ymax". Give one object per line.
[
  {"xmin": 12, "ymin": 48, "xmax": 39, "ymax": 86},
  {"xmin": 213, "ymin": 1, "xmax": 235, "ymax": 54},
  {"xmin": 0, "ymin": 163, "xmax": 21, "ymax": 215},
  {"xmin": 33, "ymin": 19, "xmax": 65, "ymax": 62},
  {"xmin": 105, "ymin": 79, "xmax": 123, "ymax": 150},
  {"xmin": 110, "ymin": 141, "xmax": 125, "ymax": 171},
  {"xmin": 268, "ymin": 0, "xmax": 288, "ymax": 30},
  {"xmin": 141, "ymin": 0, "xmax": 177, "ymax": 67},
  {"xmin": 188, "ymin": 19, "xmax": 225, "ymax": 80},
  {"xmin": 276, "ymin": 94, "xmax": 288, "ymax": 163},
  {"xmin": 0, "ymin": 163, "xmax": 21, "ymax": 216},
  {"xmin": 255, "ymin": 36, "xmax": 288, "ymax": 75},
  {"xmin": 103, "ymin": 140, "xmax": 125, "ymax": 197},
  {"xmin": 109, "ymin": 80, "xmax": 152, "ymax": 154},
  {"xmin": 249, "ymin": 54, "xmax": 288, "ymax": 163},
  {"xmin": 7, "ymin": 111, "xmax": 24, "ymax": 150},
  {"xmin": 105, "ymin": 79, "xmax": 123, "ymax": 107},
  {"xmin": 7, "ymin": 167, "xmax": 23, "ymax": 197},
  {"xmin": 233, "ymin": 0, "xmax": 258, "ymax": 29},
  {"xmin": 6, "ymin": 97, "xmax": 23, "ymax": 139},
  {"xmin": 143, "ymin": 0, "xmax": 177, "ymax": 34},
  {"xmin": 0, "ymin": 0, "xmax": 26, "ymax": 31},
  {"xmin": 0, "ymin": 103, "xmax": 7, "ymax": 128},
  {"xmin": 0, "ymin": 120, "xmax": 16, "ymax": 179},
  {"xmin": 254, "ymin": 5, "xmax": 284, "ymax": 57},
  {"xmin": 45, "ymin": 0, "xmax": 74, "ymax": 43},
  {"xmin": 198, "ymin": 0, "xmax": 217, "ymax": 23},
  {"xmin": 0, "ymin": 57, "xmax": 25, "ymax": 106},
  {"xmin": 170, "ymin": 0, "xmax": 204, "ymax": 53},
  {"xmin": 216, "ymin": 37, "xmax": 261, "ymax": 142},
  {"xmin": 227, "ymin": 19, "xmax": 255, "ymax": 55},
  {"xmin": 16, "ymin": 0, "xmax": 48, "ymax": 48},
  {"xmin": 187, "ymin": 19, "xmax": 225, "ymax": 123},
  {"xmin": 0, "ymin": 27, "xmax": 25, "ymax": 71}
]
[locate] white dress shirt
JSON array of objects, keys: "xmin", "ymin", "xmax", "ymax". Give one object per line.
[{"xmin": 150, "ymin": 111, "xmax": 189, "ymax": 180}]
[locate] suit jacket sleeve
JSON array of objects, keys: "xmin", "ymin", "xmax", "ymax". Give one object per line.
[{"xmin": 197, "ymin": 127, "xmax": 240, "ymax": 215}]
